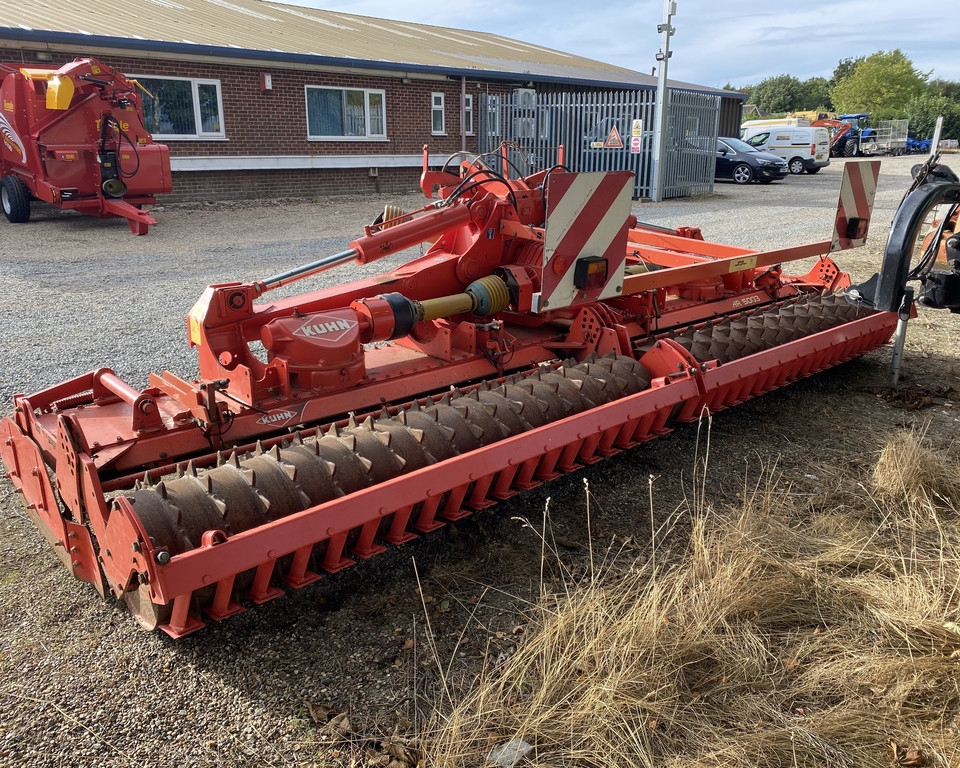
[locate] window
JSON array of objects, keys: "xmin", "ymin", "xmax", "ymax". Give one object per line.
[
  {"xmin": 137, "ymin": 76, "xmax": 224, "ymax": 139},
  {"xmin": 537, "ymin": 106, "xmax": 551, "ymax": 141},
  {"xmin": 305, "ymin": 86, "xmax": 386, "ymax": 140},
  {"xmin": 431, "ymin": 93, "xmax": 445, "ymax": 135},
  {"xmin": 463, "ymin": 94, "xmax": 474, "ymax": 136}
]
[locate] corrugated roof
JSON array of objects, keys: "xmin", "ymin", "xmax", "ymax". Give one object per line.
[{"xmin": 0, "ymin": 0, "xmax": 734, "ymax": 95}]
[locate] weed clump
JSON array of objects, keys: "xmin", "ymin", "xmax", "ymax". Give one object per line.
[{"xmin": 424, "ymin": 430, "xmax": 960, "ymax": 767}]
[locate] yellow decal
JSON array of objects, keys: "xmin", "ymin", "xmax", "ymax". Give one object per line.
[
  {"xmin": 0, "ymin": 112, "xmax": 25, "ymax": 156},
  {"xmin": 3, "ymin": 100, "xmax": 13, "ymax": 112},
  {"xmin": 729, "ymin": 256, "xmax": 757, "ymax": 273},
  {"xmin": 97, "ymin": 118, "xmax": 130, "ymax": 132},
  {"xmin": 188, "ymin": 315, "xmax": 203, "ymax": 346},
  {"xmin": 91, "ymin": 65, "xmax": 101, "ymax": 74}
]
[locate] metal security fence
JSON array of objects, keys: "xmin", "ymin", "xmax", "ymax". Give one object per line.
[
  {"xmin": 660, "ymin": 90, "xmax": 722, "ymax": 198},
  {"xmin": 479, "ymin": 88, "xmax": 720, "ymax": 199}
]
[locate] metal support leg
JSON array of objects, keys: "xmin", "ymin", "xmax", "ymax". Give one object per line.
[{"xmin": 889, "ymin": 287, "xmax": 914, "ymax": 389}]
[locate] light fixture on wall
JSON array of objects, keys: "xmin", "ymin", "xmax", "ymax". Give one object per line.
[
  {"xmin": 259, "ymin": 72, "xmax": 272, "ymax": 92},
  {"xmin": 401, "ymin": 77, "xmax": 411, "ymax": 84},
  {"xmin": 34, "ymin": 51, "xmax": 54, "ymax": 62}
]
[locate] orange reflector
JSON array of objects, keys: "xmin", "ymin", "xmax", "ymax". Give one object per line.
[
  {"xmin": 845, "ymin": 217, "xmax": 868, "ymax": 239},
  {"xmin": 573, "ymin": 256, "xmax": 608, "ymax": 290}
]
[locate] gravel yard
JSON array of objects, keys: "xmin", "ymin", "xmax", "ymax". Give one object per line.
[{"xmin": 1, "ymin": 155, "xmax": 958, "ymax": 767}]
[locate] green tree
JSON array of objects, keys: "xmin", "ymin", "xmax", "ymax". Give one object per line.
[
  {"xmin": 799, "ymin": 77, "xmax": 832, "ymax": 110},
  {"xmin": 750, "ymin": 74, "xmax": 804, "ymax": 114},
  {"xmin": 830, "ymin": 49, "xmax": 927, "ymax": 119},
  {"xmin": 904, "ymin": 93, "xmax": 960, "ymax": 139},
  {"xmin": 831, "ymin": 56, "xmax": 864, "ymax": 88},
  {"xmin": 926, "ymin": 78, "xmax": 960, "ymax": 101}
]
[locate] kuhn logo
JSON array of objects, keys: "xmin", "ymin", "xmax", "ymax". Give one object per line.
[
  {"xmin": 293, "ymin": 314, "xmax": 357, "ymax": 343},
  {"xmin": 256, "ymin": 407, "xmax": 302, "ymax": 427}
]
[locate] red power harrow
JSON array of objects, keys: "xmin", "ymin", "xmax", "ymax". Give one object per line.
[{"xmin": 1, "ymin": 150, "xmax": 909, "ymax": 637}]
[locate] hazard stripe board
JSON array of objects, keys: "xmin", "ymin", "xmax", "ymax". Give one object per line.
[
  {"xmin": 830, "ymin": 160, "xmax": 881, "ymax": 251},
  {"xmin": 541, "ymin": 171, "xmax": 634, "ymax": 310}
]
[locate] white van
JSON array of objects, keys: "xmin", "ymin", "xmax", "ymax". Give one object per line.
[
  {"xmin": 740, "ymin": 117, "xmax": 811, "ymax": 131},
  {"xmin": 740, "ymin": 124, "xmax": 831, "ymax": 175}
]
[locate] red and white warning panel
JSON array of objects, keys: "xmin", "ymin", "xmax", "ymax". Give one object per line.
[
  {"xmin": 540, "ymin": 171, "xmax": 635, "ymax": 310},
  {"xmin": 830, "ymin": 160, "xmax": 881, "ymax": 251}
]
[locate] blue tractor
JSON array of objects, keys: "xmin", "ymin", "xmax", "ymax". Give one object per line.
[{"xmin": 834, "ymin": 113, "xmax": 873, "ymax": 157}]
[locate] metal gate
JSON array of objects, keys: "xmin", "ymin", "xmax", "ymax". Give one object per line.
[
  {"xmin": 480, "ymin": 88, "xmax": 720, "ymax": 200},
  {"xmin": 659, "ymin": 90, "xmax": 722, "ymax": 198}
]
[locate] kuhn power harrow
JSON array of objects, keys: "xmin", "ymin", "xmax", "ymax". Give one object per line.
[{"xmin": 3, "ymin": 149, "xmax": 958, "ymax": 637}]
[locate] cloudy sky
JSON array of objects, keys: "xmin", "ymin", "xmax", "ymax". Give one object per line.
[{"xmin": 291, "ymin": 0, "xmax": 957, "ymax": 88}]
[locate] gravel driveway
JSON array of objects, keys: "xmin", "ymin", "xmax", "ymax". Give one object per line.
[{"xmin": 1, "ymin": 155, "xmax": 958, "ymax": 767}]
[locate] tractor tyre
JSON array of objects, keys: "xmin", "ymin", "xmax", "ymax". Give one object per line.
[
  {"xmin": 844, "ymin": 140, "xmax": 858, "ymax": 158},
  {"xmin": 1, "ymin": 176, "xmax": 30, "ymax": 223}
]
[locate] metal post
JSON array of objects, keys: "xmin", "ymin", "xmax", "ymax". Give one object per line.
[
  {"xmin": 889, "ymin": 286, "xmax": 914, "ymax": 389},
  {"xmin": 461, "ymin": 75, "xmax": 467, "ymax": 154},
  {"xmin": 650, "ymin": 0, "xmax": 677, "ymax": 202},
  {"xmin": 930, "ymin": 115, "xmax": 944, "ymax": 160}
]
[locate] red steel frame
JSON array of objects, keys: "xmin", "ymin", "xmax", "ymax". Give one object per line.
[{"xmin": 0, "ymin": 158, "xmax": 900, "ymax": 637}]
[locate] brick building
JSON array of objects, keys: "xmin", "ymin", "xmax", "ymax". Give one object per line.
[{"xmin": 0, "ymin": 0, "xmax": 743, "ymax": 201}]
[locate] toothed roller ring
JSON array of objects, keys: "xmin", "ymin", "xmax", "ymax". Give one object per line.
[{"xmin": 124, "ymin": 355, "xmax": 653, "ymax": 561}]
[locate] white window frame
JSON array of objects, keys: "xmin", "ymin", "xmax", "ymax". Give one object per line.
[
  {"xmin": 463, "ymin": 94, "xmax": 474, "ymax": 136},
  {"xmin": 305, "ymin": 86, "xmax": 387, "ymax": 142},
  {"xmin": 134, "ymin": 75, "xmax": 225, "ymax": 140},
  {"xmin": 431, "ymin": 92, "xmax": 446, "ymax": 136}
]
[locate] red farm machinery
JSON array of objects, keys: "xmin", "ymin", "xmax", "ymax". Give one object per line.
[
  {"xmin": 0, "ymin": 57, "xmax": 171, "ymax": 235},
  {"xmin": 2, "ymin": 147, "xmax": 959, "ymax": 638}
]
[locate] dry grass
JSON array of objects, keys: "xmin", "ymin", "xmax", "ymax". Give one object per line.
[
  {"xmin": 873, "ymin": 427, "xmax": 960, "ymax": 510},
  {"xmin": 422, "ymin": 430, "xmax": 960, "ymax": 767}
]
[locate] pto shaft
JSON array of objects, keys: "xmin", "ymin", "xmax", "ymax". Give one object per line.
[{"xmin": 352, "ymin": 275, "xmax": 512, "ymax": 341}]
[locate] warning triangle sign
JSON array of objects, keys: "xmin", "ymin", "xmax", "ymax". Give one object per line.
[{"xmin": 603, "ymin": 125, "xmax": 624, "ymax": 149}]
